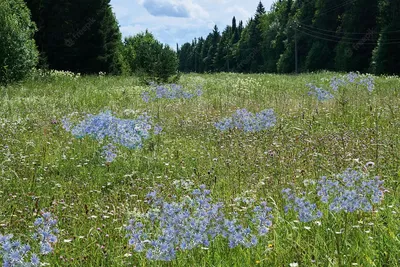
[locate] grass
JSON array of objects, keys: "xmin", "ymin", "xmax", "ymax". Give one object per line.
[{"xmin": 0, "ymin": 71, "xmax": 399, "ymax": 266}]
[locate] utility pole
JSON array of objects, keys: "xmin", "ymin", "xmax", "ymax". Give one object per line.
[
  {"xmin": 194, "ymin": 47, "xmax": 197, "ymax": 72},
  {"xmin": 294, "ymin": 21, "xmax": 298, "ymax": 74},
  {"xmin": 226, "ymin": 45, "xmax": 230, "ymax": 72}
]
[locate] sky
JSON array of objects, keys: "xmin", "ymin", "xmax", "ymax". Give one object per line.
[{"xmin": 110, "ymin": 0, "xmax": 275, "ymax": 49}]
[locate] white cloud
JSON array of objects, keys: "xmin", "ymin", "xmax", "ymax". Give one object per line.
[
  {"xmin": 138, "ymin": 0, "xmax": 209, "ymax": 19},
  {"xmin": 141, "ymin": 0, "xmax": 190, "ymax": 17},
  {"xmin": 111, "ymin": 0, "xmax": 275, "ymax": 47}
]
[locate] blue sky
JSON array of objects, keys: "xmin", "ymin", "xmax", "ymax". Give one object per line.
[{"xmin": 110, "ymin": 0, "xmax": 275, "ymax": 48}]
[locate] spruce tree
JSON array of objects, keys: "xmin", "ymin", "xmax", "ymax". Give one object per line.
[
  {"xmin": 277, "ymin": 0, "xmax": 316, "ymax": 73},
  {"xmin": 196, "ymin": 37, "xmax": 205, "ymax": 72},
  {"xmin": 178, "ymin": 42, "xmax": 192, "ymax": 72},
  {"xmin": 259, "ymin": 10, "xmax": 278, "ymax": 73},
  {"xmin": 236, "ymin": 19, "xmax": 253, "ymax": 72},
  {"xmin": 372, "ymin": 0, "xmax": 400, "ymax": 74},
  {"xmin": 214, "ymin": 26, "xmax": 232, "ymax": 71},
  {"xmin": 335, "ymin": 0, "xmax": 379, "ymax": 72},
  {"xmin": 264, "ymin": 0, "xmax": 293, "ymax": 73},
  {"xmin": 305, "ymin": 0, "xmax": 346, "ymax": 71},
  {"xmin": 248, "ymin": 1, "xmax": 266, "ymax": 72},
  {"xmin": 25, "ymin": 0, "xmax": 124, "ymax": 74},
  {"xmin": 201, "ymin": 33, "xmax": 213, "ymax": 72}
]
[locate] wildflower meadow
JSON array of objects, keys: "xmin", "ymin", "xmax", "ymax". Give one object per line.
[{"xmin": 0, "ymin": 72, "xmax": 399, "ymax": 266}]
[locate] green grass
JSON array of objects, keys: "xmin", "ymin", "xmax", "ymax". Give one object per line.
[{"xmin": 0, "ymin": 72, "xmax": 399, "ymax": 266}]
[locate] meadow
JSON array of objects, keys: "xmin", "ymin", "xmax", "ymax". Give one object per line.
[{"xmin": 0, "ymin": 71, "xmax": 399, "ymax": 266}]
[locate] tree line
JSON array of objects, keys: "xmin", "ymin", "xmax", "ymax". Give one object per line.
[
  {"xmin": 0, "ymin": 0, "xmax": 178, "ymax": 84},
  {"xmin": 1, "ymin": 0, "xmax": 399, "ymax": 85},
  {"xmin": 178, "ymin": 0, "xmax": 400, "ymax": 75}
]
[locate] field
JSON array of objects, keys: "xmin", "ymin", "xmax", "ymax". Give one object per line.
[{"xmin": 0, "ymin": 72, "xmax": 399, "ymax": 266}]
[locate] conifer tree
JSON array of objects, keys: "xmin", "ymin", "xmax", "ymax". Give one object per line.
[
  {"xmin": 248, "ymin": 1, "xmax": 266, "ymax": 72},
  {"xmin": 305, "ymin": 0, "xmax": 346, "ymax": 71},
  {"xmin": 335, "ymin": 0, "xmax": 379, "ymax": 72},
  {"xmin": 372, "ymin": 0, "xmax": 400, "ymax": 74},
  {"xmin": 262, "ymin": 0, "xmax": 292, "ymax": 73},
  {"xmin": 214, "ymin": 26, "xmax": 232, "ymax": 71},
  {"xmin": 178, "ymin": 0, "xmax": 398, "ymax": 75},
  {"xmin": 277, "ymin": 0, "xmax": 316, "ymax": 73},
  {"xmin": 25, "ymin": 0, "xmax": 124, "ymax": 74},
  {"xmin": 201, "ymin": 33, "xmax": 213, "ymax": 72}
]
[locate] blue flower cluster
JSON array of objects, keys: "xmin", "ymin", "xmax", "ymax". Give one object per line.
[
  {"xmin": 330, "ymin": 77, "xmax": 347, "ymax": 92},
  {"xmin": 215, "ymin": 109, "xmax": 277, "ymax": 132},
  {"xmin": 317, "ymin": 169, "xmax": 384, "ymax": 213},
  {"xmin": 282, "ymin": 169, "xmax": 385, "ymax": 222},
  {"xmin": 307, "ymin": 83, "xmax": 334, "ymax": 101},
  {"xmin": 359, "ymin": 76, "xmax": 375, "ymax": 92},
  {"xmin": 126, "ymin": 186, "xmax": 273, "ymax": 261},
  {"xmin": 281, "ymin": 189, "xmax": 323, "ymax": 223},
  {"xmin": 101, "ymin": 143, "xmax": 117, "ymax": 163},
  {"xmin": 142, "ymin": 83, "xmax": 203, "ymax": 102},
  {"xmin": 307, "ymin": 72, "xmax": 375, "ymax": 101},
  {"xmin": 62, "ymin": 111, "xmax": 162, "ymax": 162},
  {"xmin": 0, "ymin": 212, "xmax": 58, "ymax": 267},
  {"xmin": 32, "ymin": 212, "xmax": 59, "ymax": 255},
  {"xmin": 347, "ymin": 72, "xmax": 358, "ymax": 83}
]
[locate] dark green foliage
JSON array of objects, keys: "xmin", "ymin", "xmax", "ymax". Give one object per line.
[
  {"xmin": 249, "ymin": 1, "xmax": 267, "ymax": 72},
  {"xmin": 231, "ymin": 17, "xmax": 240, "ymax": 45},
  {"xmin": 100, "ymin": 7, "xmax": 127, "ymax": 75},
  {"xmin": 178, "ymin": 0, "xmax": 399, "ymax": 75},
  {"xmin": 236, "ymin": 21, "xmax": 253, "ymax": 72},
  {"xmin": 0, "ymin": 0, "xmax": 38, "ymax": 84},
  {"xmin": 277, "ymin": 0, "xmax": 316, "ymax": 73},
  {"xmin": 214, "ymin": 26, "xmax": 232, "ymax": 72},
  {"xmin": 334, "ymin": 0, "xmax": 379, "ymax": 72},
  {"xmin": 261, "ymin": 0, "xmax": 292, "ymax": 73},
  {"xmin": 202, "ymin": 32, "xmax": 214, "ymax": 72},
  {"xmin": 209, "ymin": 26, "xmax": 221, "ymax": 71},
  {"xmin": 178, "ymin": 43, "xmax": 194, "ymax": 73},
  {"xmin": 24, "ymin": 0, "xmax": 124, "ymax": 74},
  {"xmin": 305, "ymin": 0, "xmax": 346, "ymax": 71},
  {"xmin": 371, "ymin": 0, "xmax": 400, "ymax": 75},
  {"xmin": 123, "ymin": 31, "xmax": 178, "ymax": 82},
  {"xmin": 16, "ymin": 0, "xmax": 400, "ymax": 76}
]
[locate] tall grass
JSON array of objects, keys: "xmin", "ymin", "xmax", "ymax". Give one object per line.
[{"xmin": 0, "ymin": 72, "xmax": 399, "ymax": 266}]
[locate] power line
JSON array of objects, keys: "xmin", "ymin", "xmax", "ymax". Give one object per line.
[
  {"xmin": 297, "ymin": 22, "xmax": 400, "ymax": 43},
  {"xmin": 296, "ymin": 27, "xmax": 400, "ymax": 45},
  {"xmin": 298, "ymin": 25, "xmax": 378, "ymax": 41},
  {"xmin": 297, "ymin": 21, "xmax": 400, "ymax": 35},
  {"xmin": 297, "ymin": 0, "xmax": 356, "ymax": 24}
]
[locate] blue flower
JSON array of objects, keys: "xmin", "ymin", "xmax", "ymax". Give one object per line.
[
  {"xmin": 126, "ymin": 186, "xmax": 273, "ymax": 261},
  {"xmin": 282, "ymin": 189, "xmax": 322, "ymax": 222},
  {"xmin": 33, "ymin": 212, "xmax": 58, "ymax": 255},
  {"xmin": 31, "ymin": 254, "xmax": 40, "ymax": 266},
  {"xmin": 101, "ymin": 143, "xmax": 117, "ymax": 163},
  {"xmin": 347, "ymin": 72, "xmax": 359, "ymax": 83},
  {"xmin": 307, "ymin": 83, "xmax": 334, "ymax": 101},
  {"xmin": 0, "ymin": 212, "xmax": 58, "ymax": 266},
  {"xmin": 142, "ymin": 83, "xmax": 202, "ymax": 102},
  {"xmin": 63, "ymin": 111, "xmax": 162, "ymax": 162},
  {"xmin": 359, "ymin": 76, "xmax": 375, "ymax": 92},
  {"xmin": 215, "ymin": 109, "xmax": 276, "ymax": 133},
  {"xmin": 317, "ymin": 169, "xmax": 384, "ymax": 213},
  {"xmin": 154, "ymin": 124, "xmax": 163, "ymax": 135},
  {"xmin": 330, "ymin": 77, "xmax": 347, "ymax": 91}
]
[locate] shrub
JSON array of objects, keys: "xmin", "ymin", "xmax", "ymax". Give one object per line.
[
  {"xmin": 123, "ymin": 31, "xmax": 178, "ymax": 83},
  {"xmin": 0, "ymin": 0, "xmax": 38, "ymax": 84}
]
